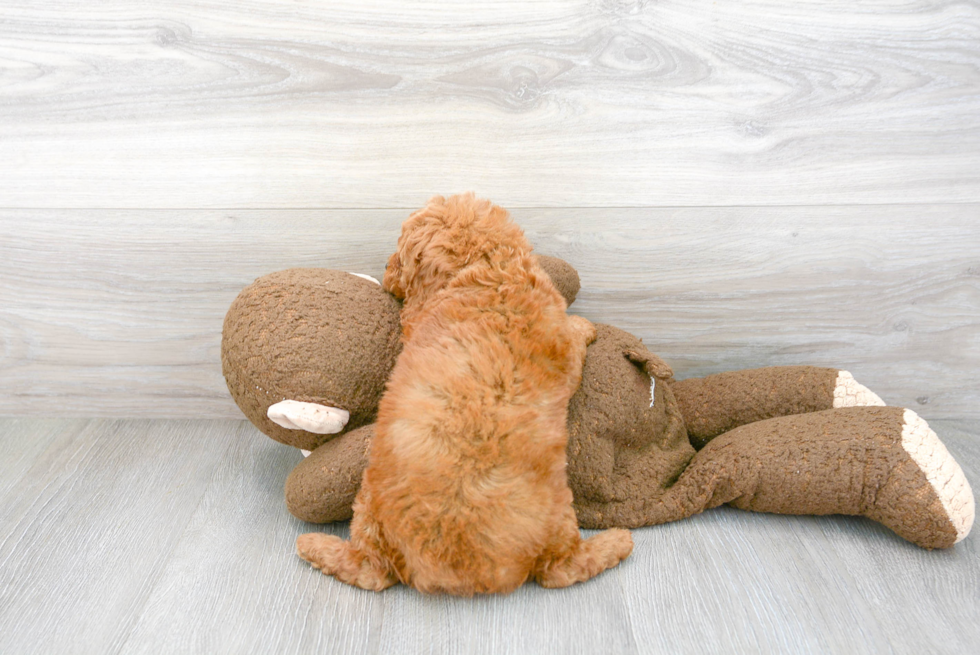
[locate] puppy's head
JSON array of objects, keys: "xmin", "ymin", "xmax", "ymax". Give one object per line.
[{"xmin": 383, "ymin": 193, "xmax": 525, "ymax": 301}]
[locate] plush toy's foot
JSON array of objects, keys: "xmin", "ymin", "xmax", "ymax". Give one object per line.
[
  {"xmin": 268, "ymin": 400, "xmax": 350, "ymax": 434},
  {"xmin": 833, "ymin": 370, "xmax": 885, "ymax": 408},
  {"xmin": 711, "ymin": 407, "xmax": 974, "ymax": 549},
  {"xmin": 873, "ymin": 409, "xmax": 974, "ymax": 546},
  {"xmin": 297, "ymin": 533, "xmax": 397, "ymax": 591}
]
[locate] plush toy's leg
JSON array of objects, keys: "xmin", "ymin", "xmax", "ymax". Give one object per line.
[
  {"xmin": 590, "ymin": 406, "xmax": 973, "ymax": 549},
  {"xmin": 285, "ymin": 424, "xmax": 374, "ymax": 523},
  {"xmin": 533, "ymin": 503, "xmax": 633, "ymax": 588},
  {"xmin": 297, "ymin": 490, "xmax": 398, "ymax": 591},
  {"xmin": 670, "ymin": 366, "xmax": 884, "ymax": 448}
]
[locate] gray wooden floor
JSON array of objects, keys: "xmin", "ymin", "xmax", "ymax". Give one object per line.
[{"xmin": 0, "ymin": 417, "xmax": 977, "ymax": 655}]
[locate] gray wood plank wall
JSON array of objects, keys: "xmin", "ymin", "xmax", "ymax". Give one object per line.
[
  {"xmin": 1, "ymin": 1, "xmax": 978, "ymax": 419},
  {"xmin": 2, "ymin": 1, "xmax": 978, "ymax": 208}
]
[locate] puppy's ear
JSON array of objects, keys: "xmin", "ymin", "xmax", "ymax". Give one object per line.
[
  {"xmin": 382, "ymin": 250, "xmax": 404, "ymax": 297},
  {"xmin": 382, "ymin": 201, "xmax": 445, "ymax": 298}
]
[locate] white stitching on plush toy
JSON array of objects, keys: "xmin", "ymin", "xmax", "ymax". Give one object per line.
[
  {"xmin": 348, "ymin": 272, "xmax": 381, "ymax": 285},
  {"xmin": 901, "ymin": 409, "xmax": 975, "ymax": 543},
  {"xmin": 833, "ymin": 371, "xmax": 885, "ymax": 407}
]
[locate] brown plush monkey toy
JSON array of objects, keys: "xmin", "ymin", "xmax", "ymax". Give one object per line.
[{"xmin": 222, "ymin": 258, "xmax": 974, "ymax": 550}]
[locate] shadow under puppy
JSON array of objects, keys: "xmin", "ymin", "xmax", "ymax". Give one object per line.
[{"xmin": 297, "ymin": 194, "xmax": 633, "ymax": 594}]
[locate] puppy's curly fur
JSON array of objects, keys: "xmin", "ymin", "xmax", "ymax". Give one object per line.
[{"xmin": 297, "ymin": 194, "xmax": 632, "ymax": 594}]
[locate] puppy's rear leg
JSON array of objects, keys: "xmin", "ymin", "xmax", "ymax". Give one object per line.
[
  {"xmin": 565, "ymin": 315, "xmax": 596, "ymax": 394},
  {"xmin": 297, "ymin": 484, "xmax": 399, "ymax": 591},
  {"xmin": 533, "ymin": 508, "xmax": 633, "ymax": 588},
  {"xmin": 297, "ymin": 533, "xmax": 397, "ymax": 591},
  {"xmin": 567, "ymin": 315, "xmax": 597, "ymax": 347},
  {"xmin": 297, "ymin": 498, "xmax": 398, "ymax": 591}
]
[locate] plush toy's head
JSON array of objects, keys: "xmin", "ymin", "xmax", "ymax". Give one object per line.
[
  {"xmin": 221, "ymin": 257, "xmax": 580, "ymax": 452},
  {"xmin": 221, "ymin": 269, "xmax": 403, "ymax": 451}
]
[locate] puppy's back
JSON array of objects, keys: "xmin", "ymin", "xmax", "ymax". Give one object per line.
[{"xmin": 368, "ymin": 292, "xmax": 577, "ymax": 593}]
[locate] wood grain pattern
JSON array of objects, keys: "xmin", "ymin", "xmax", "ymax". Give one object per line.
[
  {"xmin": 1, "ymin": 1, "xmax": 978, "ymax": 208},
  {"xmin": 0, "ymin": 418, "xmax": 87, "ymax": 503},
  {"xmin": 0, "ymin": 418, "xmax": 976, "ymax": 653},
  {"xmin": 117, "ymin": 425, "xmax": 388, "ymax": 655},
  {"xmin": 2, "ymin": 205, "xmax": 977, "ymax": 419},
  {"xmin": 0, "ymin": 419, "xmax": 241, "ymax": 655},
  {"xmin": 811, "ymin": 421, "xmax": 980, "ymax": 655}
]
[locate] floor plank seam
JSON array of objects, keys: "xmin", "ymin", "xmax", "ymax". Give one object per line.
[{"xmin": 111, "ymin": 421, "xmax": 243, "ymax": 655}]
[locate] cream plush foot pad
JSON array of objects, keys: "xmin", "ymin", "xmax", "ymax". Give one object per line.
[
  {"xmin": 901, "ymin": 409, "xmax": 975, "ymax": 543},
  {"xmin": 833, "ymin": 371, "xmax": 886, "ymax": 408}
]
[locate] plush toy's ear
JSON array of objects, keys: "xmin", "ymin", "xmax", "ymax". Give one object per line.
[
  {"xmin": 536, "ymin": 255, "xmax": 581, "ymax": 307},
  {"xmin": 625, "ymin": 347, "xmax": 673, "ymax": 380}
]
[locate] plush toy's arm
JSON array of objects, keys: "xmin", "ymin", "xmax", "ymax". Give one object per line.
[
  {"xmin": 285, "ymin": 424, "xmax": 373, "ymax": 523},
  {"xmin": 574, "ymin": 406, "xmax": 974, "ymax": 549},
  {"xmin": 670, "ymin": 366, "xmax": 884, "ymax": 449}
]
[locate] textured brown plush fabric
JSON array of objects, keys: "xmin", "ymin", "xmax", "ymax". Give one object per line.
[
  {"xmin": 222, "ymin": 262, "xmax": 972, "ymax": 549},
  {"xmin": 567, "ymin": 324, "xmax": 694, "ymax": 516},
  {"xmin": 536, "ymin": 255, "xmax": 581, "ymax": 307},
  {"xmin": 672, "ymin": 366, "xmax": 839, "ymax": 449},
  {"xmin": 286, "ymin": 424, "xmax": 374, "ymax": 523},
  {"xmin": 575, "ymin": 406, "xmax": 959, "ymax": 549},
  {"xmin": 266, "ymin": 315, "xmax": 965, "ymax": 548},
  {"xmin": 221, "ymin": 269, "xmax": 402, "ymax": 451}
]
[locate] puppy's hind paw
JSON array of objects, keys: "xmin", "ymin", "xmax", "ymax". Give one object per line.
[
  {"xmin": 568, "ymin": 315, "xmax": 597, "ymax": 345},
  {"xmin": 297, "ymin": 532, "xmax": 345, "ymax": 572},
  {"xmin": 297, "ymin": 532, "xmax": 397, "ymax": 590},
  {"xmin": 535, "ymin": 528, "xmax": 633, "ymax": 588}
]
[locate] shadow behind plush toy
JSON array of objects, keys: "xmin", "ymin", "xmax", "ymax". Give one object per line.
[{"xmin": 222, "ymin": 256, "xmax": 974, "ymax": 550}]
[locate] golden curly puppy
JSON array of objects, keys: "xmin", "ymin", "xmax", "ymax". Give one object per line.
[{"xmin": 297, "ymin": 194, "xmax": 633, "ymax": 594}]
